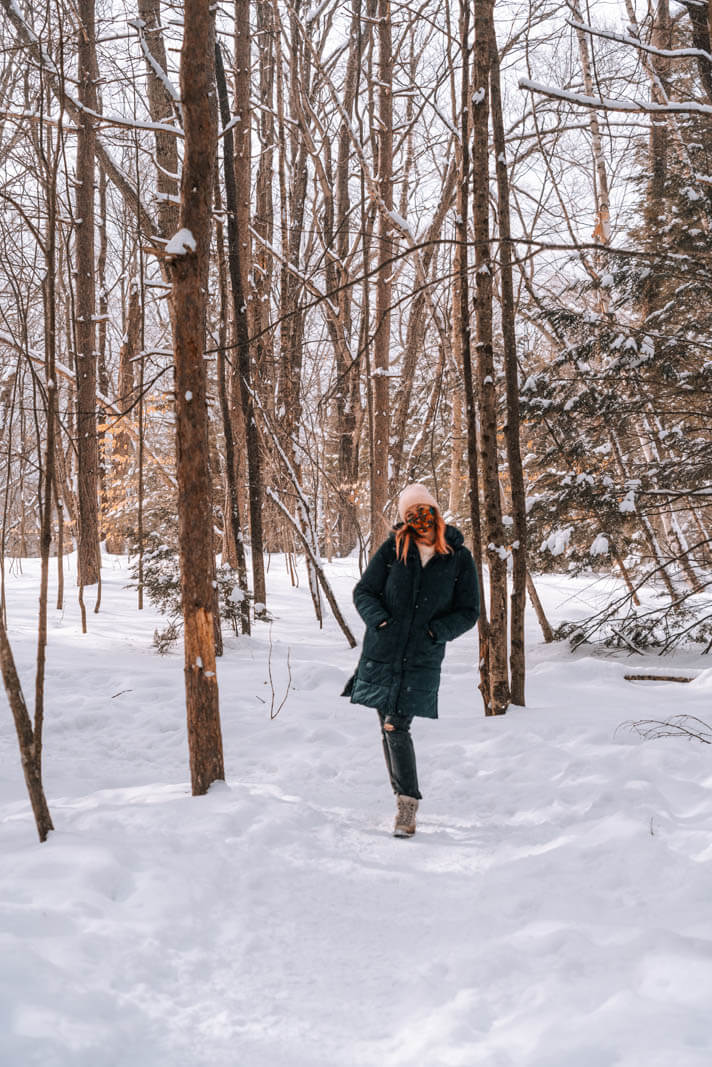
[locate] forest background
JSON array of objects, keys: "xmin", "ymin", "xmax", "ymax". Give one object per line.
[{"xmin": 1, "ymin": 0, "xmax": 712, "ymax": 833}]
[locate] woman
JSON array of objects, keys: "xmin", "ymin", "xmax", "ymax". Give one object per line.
[{"xmin": 343, "ymin": 484, "xmax": 480, "ymax": 837}]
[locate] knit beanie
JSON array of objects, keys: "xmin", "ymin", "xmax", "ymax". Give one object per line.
[{"xmin": 397, "ymin": 482, "xmax": 439, "ymax": 523}]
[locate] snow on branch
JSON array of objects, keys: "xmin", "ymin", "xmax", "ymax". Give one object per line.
[
  {"xmin": 74, "ymin": 101, "xmax": 184, "ymax": 139},
  {"xmin": 568, "ymin": 20, "xmax": 712, "ymax": 64},
  {"xmin": 519, "ymin": 78, "xmax": 712, "ymax": 117},
  {"xmin": 165, "ymin": 229, "xmax": 196, "ymax": 255},
  {"xmin": 128, "ymin": 17, "xmax": 182, "ymax": 114},
  {"xmin": 304, "ymin": 0, "xmax": 333, "ymax": 27}
]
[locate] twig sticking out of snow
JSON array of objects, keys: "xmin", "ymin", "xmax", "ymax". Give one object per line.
[
  {"xmin": 618, "ymin": 715, "xmax": 712, "ymax": 744},
  {"xmin": 267, "ymin": 623, "xmax": 292, "ymax": 720}
]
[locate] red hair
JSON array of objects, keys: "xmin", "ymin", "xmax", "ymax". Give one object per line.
[{"xmin": 395, "ymin": 509, "xmax": 452, "ymax": 562}]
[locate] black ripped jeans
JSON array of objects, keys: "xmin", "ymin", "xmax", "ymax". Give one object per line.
[{"xmin": 378, "ymin": 711, "xmax": 422, "ymax": 800}]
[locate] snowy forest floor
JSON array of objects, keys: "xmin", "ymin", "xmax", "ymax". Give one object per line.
[{"xmin": 2, "ymin": 552, "xmax": 712, "ymax": 1067}]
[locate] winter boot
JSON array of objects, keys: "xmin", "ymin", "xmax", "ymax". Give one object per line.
[{"xmin": 393, "ymin": 795, "xmax": 419, "ymax": 837}]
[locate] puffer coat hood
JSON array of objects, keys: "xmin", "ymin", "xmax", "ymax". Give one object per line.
[{"xmin": 342, "ymin": 524, "xmax": 479, "ymax": 719}]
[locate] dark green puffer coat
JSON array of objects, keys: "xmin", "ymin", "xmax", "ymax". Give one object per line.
[{"xmin": 343, "ymin": 525, "xmax": 479, "ymax": 719}]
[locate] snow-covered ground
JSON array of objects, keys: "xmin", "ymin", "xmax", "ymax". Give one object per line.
[{"xmin": 2, "ymin": 551, "xmax": 712, "ymax": 1066}]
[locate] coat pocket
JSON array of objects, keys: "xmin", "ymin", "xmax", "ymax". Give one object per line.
[{"xmin": 363, "ymin": 620, "xmax": 398, "ymax": 661}]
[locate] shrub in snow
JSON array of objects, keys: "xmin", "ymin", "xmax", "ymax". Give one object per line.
[{"xmin": 129, "ymin": 533, "xmax": 250, "ymax": 651}]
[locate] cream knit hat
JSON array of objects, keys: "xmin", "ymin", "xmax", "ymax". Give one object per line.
[{"xmin": 397, "ymin": 482, "xmax": 438, "ymax": 522}]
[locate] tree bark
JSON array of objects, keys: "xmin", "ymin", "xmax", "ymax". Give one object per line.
[
  {"xmin": 168, "ymin": 0, "xmax": 224, "ymax": 796},
  {"xmin": 34, "ymin": 110, "xmax": 61, "ymax": 813},
  {"xmin": 472, "ymin": 0, "xmax": 509, "ymax": 714},
  {"xmin": 105, "ymin": 279, "xmax": 139, "ymax": 555},
  {"xmin": 214, "ymin": 173, "xmax": 250, "ymax": 634},
  {"xmin": 332, "ymin": 0, "xmax": 364, "ymax": 554},
  {"xmin": 370, "ymin": 0, "xmax": 393, "ymax": 554},
  {"xmin": 489, "ymin": 16, "xmax": 526, "ymax": 706},
  {"xmin": 75, "ymin": 0, "xmax": 101, "ymax": 588},
  {"xmin": 457, "ymin": 0, "xmax": 490, "ymax": 715},
  {"xmin": 215, "ymin": 43, "xmax": 268, "ymax": 616},
  {"xmin": 137, "ymin": 0, "xmax": 180, "ymax": 241},
  {"xmin": 0, "ymin": 618, "xmax": 54, "ymax": 842}
]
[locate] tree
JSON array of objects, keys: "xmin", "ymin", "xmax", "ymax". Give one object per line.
[
  {"xmin": 166, "ymin": 0, "xmax": 224, "ymax": 795},
  {"xmin": 471, "ymin": 0, "xmax": 510, "ymax": 715},
  {"xmin": 370, "ymin": 0, "xmax": 394, "ymax": 554},
  {"xmin": 75, "ymin": 0, "xmax": 101, "ymax": 595}
]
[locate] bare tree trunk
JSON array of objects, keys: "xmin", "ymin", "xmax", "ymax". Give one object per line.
[
  {"xmin": 457, "ymin": 0, "xmax": 490, "ymax": 715},
  {"xmin": 448, "ymin": 366, "xmax": 466, "ymax": 517},
  {"xmin": 489, "ymin": 16, "xmax": 526, "ymax": 706},
  {"xmin": 370, "ymin": 0, "xmax": 393, "ymax": 553},
  {"xmin": 472, "ymin": 0, "xmax": 509, "ymax": 714},
  {"xmin": 567, "ymin": 0, "xmax": 611, "ymax": 253},
  {"xmin": 234, "ymin": 0, "xmax": 251, "ymax": 297},
  {"xmin": 168, "ymin": 0, "xmax": 224, "ymax": 796},
  {"xmin": 608, "ymin": 428, "xmax": 677, "ymax": 597},
  {"xmin": 33, "ymin": 111, "xmax": 61, "ymax": 817},
  {"xmin": 332, "ymin": 0, "xmax": 364, "ymax": 554},
  {"xmin": 137, "ymin": 0, "xmax": 180, "ymax": 240},
  {"xmin": 215, "ymin": 43, "xmax": 268, "ymax": 616},
  {"xmin": 526, "ymin": 571, "xmax": 554, "ymax": 643},
  {"xmin": 105, "ymin": 280, "xmax": 139, "ymax": 554},
  {"xmin": 96, "ymin": 162, "xmax": 109, "ymax": 530},
  {"xmin": 55, "ymin": 483, "xmax": 64, "ymax": 611},
  {"xmin": 215, "ymin": 173, "xmax": 250, "ymax": 634},
  {"xmin": 75, "ymin": 0, "xmax": 101, "ymax": 589},
  {"xmin": 0, "ymin": 619, "xmax": 54, "ymax": 841},
  {"xmin": 390, "ymin": 160, "xmax": 458, "ymax": 489},
  {"xmin": 253, "ymin": 0, "xmax": 275, "ymax": 382}
]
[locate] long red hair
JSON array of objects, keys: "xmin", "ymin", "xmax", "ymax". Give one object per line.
[{"xmin": 395, "ymin": 508, "xmax": 452, "ymax": 562}]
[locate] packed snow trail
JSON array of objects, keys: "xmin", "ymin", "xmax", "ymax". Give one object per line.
[{"xmin": 1, "ymin": 553, "xmax": 712, "ymax": 1066}]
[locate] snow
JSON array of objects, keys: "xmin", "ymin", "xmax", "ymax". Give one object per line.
[
  {"xmin": 165, "ymin": 229, "xmax": 196, "ymax": 255},
  {"xmin": 131, "ymin": 18, "xmax": 181, "ymax": 109},
  {"xmin": 519, "ymin": 77, "xmax": 712, "ymax": 118},
  {"xmin": 589, "ymin": 533, "xmax": 610, "ymax": 556},
  {"xmin": 2, "ymin": 554, "xmax": 712, "ymax": 1065},
  {"xmin": 620, "ymin": 489, "xmax": 637, "ymax": 513},
  {"xmin": 541, "ymin": 526, "xmax": 573, "ymax": 556},
  {"xmin": 568, "ymin": 19, "xmax": 712, "ymax": 65}
]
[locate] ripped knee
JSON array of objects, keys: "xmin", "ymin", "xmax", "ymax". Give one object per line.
[{"xmin": 383, "ymin": 722, "xmax": 396, "ymax": 732}]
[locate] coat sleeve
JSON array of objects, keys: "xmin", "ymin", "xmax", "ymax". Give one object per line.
[
  {"xmin": 430, "ymin": 547, "xmax": 480, "ymax": 643},
  {"xmin": 353, "ymin": 541, "xmax": 393, "ymax": 629}
]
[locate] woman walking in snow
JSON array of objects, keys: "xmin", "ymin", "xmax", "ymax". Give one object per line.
[{"xmin": 344, "ymin": 484, "xmax": 480, "ymax": 837}]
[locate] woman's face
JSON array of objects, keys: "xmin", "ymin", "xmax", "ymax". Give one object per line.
[{"xmin": 405, "ymin": 504, "xmax": 437, "ymax": 542}]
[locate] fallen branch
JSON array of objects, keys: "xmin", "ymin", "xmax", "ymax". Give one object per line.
[
  {"xmin": 265, "ymin": 488, "xmax": 357, "ymax": 648},
  {"xmin": 624, "ymin": 674, "xmax": 695, "ymax": 683},
  {"xmin": 618, "ymin": 715, "xmax": 712, "ymax": 744}
]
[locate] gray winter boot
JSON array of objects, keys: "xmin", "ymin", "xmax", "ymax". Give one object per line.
[{"xmin": 393, "ymin": 795, "xmax": 419, "ymax": 837}]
